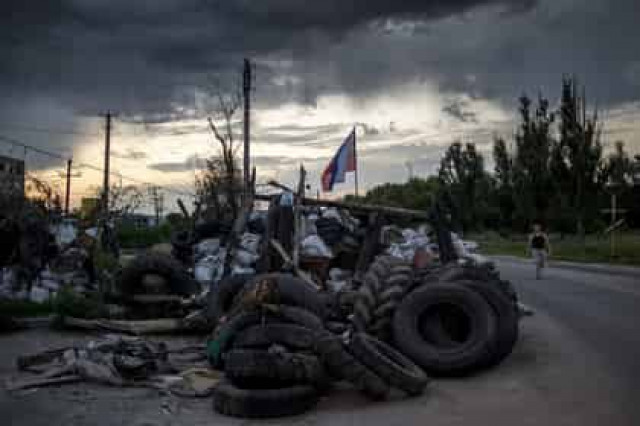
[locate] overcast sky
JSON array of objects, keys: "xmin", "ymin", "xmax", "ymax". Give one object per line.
[{"xmin": 1, "ymin": 0, "xmax": 639, "ymax": 210}]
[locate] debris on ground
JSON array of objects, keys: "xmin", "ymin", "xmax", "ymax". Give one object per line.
[{"xmin": 3, "ymin": 172, "xmax": 529, "ymax": 419}]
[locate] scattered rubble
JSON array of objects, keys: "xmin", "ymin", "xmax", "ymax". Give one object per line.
[{"xmin": 3, "ymin": 177, "xmax": 527, "ymax": 419}]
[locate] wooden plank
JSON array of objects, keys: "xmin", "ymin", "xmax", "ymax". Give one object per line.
[
  {"xmin": 269, "ymin": 239, "xmax": 320, "ymax": 290},
  {"xmin": 355, "ymin": 213, "xmax": 383, "ymax": 277},
  {"xmin": 255, "ymin": 192, "xmax": 429, "ymax": 219}
]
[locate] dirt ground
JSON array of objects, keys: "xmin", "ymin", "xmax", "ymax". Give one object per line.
[{"xmin": 0, "ymin": 312, "xmax": 633, "ymax": 426}]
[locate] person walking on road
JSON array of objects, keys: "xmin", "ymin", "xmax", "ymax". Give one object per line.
[{"xmin": 529, "ymin": 223, "xmax": 551, "ymax": 279}]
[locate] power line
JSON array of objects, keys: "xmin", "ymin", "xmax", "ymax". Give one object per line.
[
  {"xmin": 0, "ymin": 123, "xmax": 101, "ymax": 137},
  {"xmin": 76, "ymin": 162, "xmax": 196, "ymax": 197},
  {"xmin": 0, "ymin": 133, "xmax": 195, "ymax": 197},
  {"xmin": 0, "ymin": 134, "xmax": 70, "ymax": 160}
]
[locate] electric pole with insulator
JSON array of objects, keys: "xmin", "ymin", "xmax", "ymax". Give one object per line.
[{"xmin": 243, "ymin": 58, "xmax": 251, "ymax": 195}]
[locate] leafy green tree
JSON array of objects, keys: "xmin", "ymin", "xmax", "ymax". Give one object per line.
[
  {"xmin": 438, "ymin": 142, "xmax": 492, "ymax": 232},
  {"xmin": 492, "ymin": 137, "xmax": 515, "ymax": 230},
  {"xmin": 355, "ymin": 176, "xmax": 440, "ymax": 212},
  {"xmin": 554, "ymin": 76, "xmax": 605, "ymax": 236},
  {"xmin": 511, "ymin": 94, "xmax": 555, "ymax": 230}
]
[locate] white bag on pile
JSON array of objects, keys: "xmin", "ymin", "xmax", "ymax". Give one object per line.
[
  {"xmin": 29, "ymin": 286, "xmax": 50, "ymax": 303},
  {"xmin": 303, "ymin": 214, "xmax": 318, "ymax": 236},
  {"xmin": 232, "ymin": 265, "xmax": 255, "ymax": 276},
  {"xmin": 194, "ymin": 254, "xmax": 224, "ymax": 284},
  {"xmin": 301, "ymin": 235, "xmax": 333, "ymax": 258},
  {"xmin": 387, "ymin": 227, "xmax": 433, "ymax": 261},
  {"xmin": 234, "ymin": 248, "xmax": 259, "ymax": 267},
  {"xmin": 239, "ymin": 233, "xmax": 261, "ymax": 254},
  {"xmin": 329, "ymin": 268, "xmax": 352, "ymax": 282},
  {"xmin": 322, "ymin": 208, "xmax": 343, "ymax": 223},
  {"xmin": 195, "ymin": 238, "xmax": 221, "ymax": 257}
]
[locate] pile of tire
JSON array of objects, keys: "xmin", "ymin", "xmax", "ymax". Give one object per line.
[
  {"xmin": 207, "ymin": 273, "xmax": 429, "ymax": 418},
  {"xmin": 115, "ymin": 252, "xmax": 201, "ymax": 318},
  {"xmin": 350, "ymin": 255, "xmax": 415, "ymax": 341},
  {"xmin": 388, "ymin": 262, "xmax": 520, "ymax": 376}
]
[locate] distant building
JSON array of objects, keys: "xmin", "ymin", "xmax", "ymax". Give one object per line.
[{"xmin": 0, "ymin": 155, "xmax": 25, "ymax": 196}]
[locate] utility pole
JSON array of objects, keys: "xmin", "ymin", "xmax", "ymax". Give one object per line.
[
  {"xmin": 243, "ymin": 58, "xmax": 251, "ymax": 195},
  {"xmin": 103, "ymin": 111, "xmax": 112, "ymax": 218},
  {"xmin": 148, "ymin": 186, "xmax": 164, "ymax": 226},
  {"xmin": 65, "ymin": 158, "xmax": 72, "ymax": 215}
]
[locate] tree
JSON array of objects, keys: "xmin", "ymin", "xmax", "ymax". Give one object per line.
[
  {"xmin": 109, "ymin": 182, "xmax": 143, "ymax": 219},
  {"xmin": 197, "ymin": 87, "xmax": 243, "ymax": 222},
  {"xmin": 438, "ymin": 142, "xmax": 492, "ymax": 232},
  {"xmin": 357, "ymin": 176, "xmax": 440, "ymax": 212},
  {"xmin": 554, "ymin": 76, "xmax": 605, "ymax": 236},
  {"xmin": 492, "ymin": 137, "xmax": 515, "ymax": 229},
  {"xmin": 88, "ymin": 182, "xmax": 143, "ymax": 223},
  {"xmin": 511, "ymin": 94, "xmax": 555, "ymax": 230}
]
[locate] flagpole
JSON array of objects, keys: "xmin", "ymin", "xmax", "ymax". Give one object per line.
[{"xmin": 353, "ymin": 126, "xmax": 359, "ymax": 198}]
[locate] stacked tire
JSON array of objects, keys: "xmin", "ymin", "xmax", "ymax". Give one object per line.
[
  {"xmin": 390, "ymin": 263, "xmax": 520, "ymax": 376},
  {"xmin": 350, "ymin": 256, "xmax": 413, "ymax": 341},
  {"xmin": 208, "ymin": 273, "xmax": 430, "ymax": 418}
]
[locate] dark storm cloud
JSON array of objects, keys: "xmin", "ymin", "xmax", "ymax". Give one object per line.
[
  {"xmin": 0, "ymin": 0, "xmax": 535, "ymax": 119},
  {"xmin": 442, "ymin": 101, "xmax": 478, "ymax": 123},
  {"xmin": 147, "ymin": 154, "xmax": 205, "ymax": 172}
]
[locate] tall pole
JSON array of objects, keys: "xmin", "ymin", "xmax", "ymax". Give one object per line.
[
  {"xmin": 65, "ymin": 158, "xmax": 72, "ymax": 215},
  {"xmin": 353, "ymin": 127, "xmax": 359, "ymax": 198},
  {"xmin": 103, "ymin": 111, "xmax": 112, "ymax": 217},
  {"xmin": 243, "ymin": 58, "xmax": 251, "ymax": 194},
  {"xmin": 611, "ymin": 192, "xmax": 617, "ymax": 258}
]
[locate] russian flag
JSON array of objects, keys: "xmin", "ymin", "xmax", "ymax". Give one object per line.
[{"xmin": 321, "ymin": 127, "xmax": 357, "ymax": 192}]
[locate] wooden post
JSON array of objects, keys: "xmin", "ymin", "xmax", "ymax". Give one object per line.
[
  {"xmin": 222, "ymin": 168, "xmax": 256, "ymax": 277},
  {"xmin": 102, "ymin": 111, "xmax": 112, "ymax": 217},
  {"xmin": 354, "ymin": 212, "xmax": 383, "ymax": 279},
  {"xmin": 243, "ymin": 58, "xmax": 251, "ymax": 195},
  {"xmin": 64, "ymin": 158, "xmax": 72, "ymax": 215},
  {"xmin": 611, "ymin": 192, "xmax": 617, "ymax": 258},
  {"xmin": 293, "ymin": 165, "xmax": 306, "ymax": 270}
]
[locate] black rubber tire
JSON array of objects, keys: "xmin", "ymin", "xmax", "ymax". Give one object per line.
[
  {"xmin": 358, "ymin": 284, "xmax": 377, "ymax": 309},
  {"xmin": 352, "ymin": 300, "xmax": 372, "ymax": 329},
  {"xmin": 208, "ymin": 311, "xmax": 266, "ymax": 369},
  {"xmin": 377, "ymin": 286, "xmax": 404, "ymax": 304},
  {"xmin": 232, "ymin": 323, "xmax": 317, "ymax": 351},
  {"xmin": 459, "ymin": 280, "xmax": 519, "ymax": 369},
  {"xmin": 392, "ymin": 283, "xmax": 497, "ymax": 376},
  {"xmin": 224, "ymin": 349, "xmax": 329, "ymax": 388},
  {"xmin": 275, "ymin": 305, "xmax": 325, "ymax": 330},
  {"xmin": 438, "ymin": 264, "xmax": 518, "ymax": 305},
  {"xmin": 349, "ymin": 333, "xmax": 429, "ymax": 396},
  {"xmin": 232, "ymin": 273, "xmax": 332, "ymax": 319},
  {"xmin": 325, "ymin": 321, "xmax": 349, "ymax": 334},
  {"xmin": 117, "ymin": 252, "xmax": 199, "ymax": 297},
  {"xmin": 350, "ymin": 256, "xmax": 412, "ymax": 341},
  {"xmin": 313, "ymin": 333, "xmax": 390, "ymax": 400},
  {"xmin": 213, "ymin": 379, "xmax": 318, "ymax": 418},
  {"xmin": 206, "ymin": 274, "xmax": 254, "ymax": 323},
  {"xmin": 208, "ymin": 307, "xmax": 324, "ymax": 368},
  {"xmin": 372, "ymin": 302, "xmax": 398, "ymax": 323}
]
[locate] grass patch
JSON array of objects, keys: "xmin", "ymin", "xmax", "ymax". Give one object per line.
[
  {"xmin": 470, "ymin": 231, "xmax": 640, "ymax": 266},
  {"xmin": 0, "ymin": 298, "xmax": 53, "ymax": 317}
]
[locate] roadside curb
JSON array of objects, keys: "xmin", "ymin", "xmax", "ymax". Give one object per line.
[{"xmin": 491, "ymin": 255, "xmax": 640, "ymax": 279}]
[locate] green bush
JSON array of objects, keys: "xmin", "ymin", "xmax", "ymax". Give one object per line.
[{"xmin": 117, "ymin": 223, "xmax": 173, "ymax": 248}]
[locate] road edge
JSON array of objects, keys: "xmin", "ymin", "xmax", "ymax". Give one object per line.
[{"xmin": 491, "ymin": 255, "xmax": 640, "ymax": 279}]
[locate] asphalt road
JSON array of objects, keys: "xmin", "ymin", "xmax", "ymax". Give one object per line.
[{"xmin": 497, "ymin": 257, "xmax": 640, "ymax": 423}]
